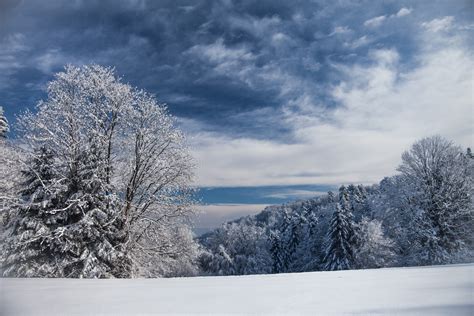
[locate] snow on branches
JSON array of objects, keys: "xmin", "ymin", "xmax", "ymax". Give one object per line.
[{"xmin": 1, "ymin": 65, "xmax": 197, "ymax": 278}]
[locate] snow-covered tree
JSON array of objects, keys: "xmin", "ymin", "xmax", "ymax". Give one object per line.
[
  {"xmin": 138, "ymin": 224, "xmax": 200, "ymax": 277},
  {"xmin": 0, "ymin": 142, "xmax": 23, "ymax": 219},
  {"xmin": 275, "ymin": 208, "xmax": 295, "ymax": 272},
  {"xmin": 322, "ymin": 187, "xmax": 357, "ymax": 270},
  {"xmin": 355, "ymin": 218, "xmax": 395, "ymax": 268},
  {"xmin": 199, "ymin": 221, "xmax": 271, "ymax": 276},
  {"xmin": 0, "ymin": 108, "xmax": 24, "ymax": 270},
  {"xmin": 3, "ymin": 128, "xmax": 131, "ymax": 277},
  {"xmin": 397, "ymin": 136, "xmax": 473, "ymax": 264},
  {"xmin": 116, "ymin": 90, "xmax": 196, "ymax": 276},
  {"xmin": 290, "ymin": 206, "xmax": 321, "ymax": 272},
  {"xmin": 269, "ymin": 231, "xmax": 285, "ymax": 273},
  {"xmin": 327, "ymin": 191, "xmax": 335, "ymax": 203},
  {"xmin": 0, "ymin": 106, "xmax": 8, "ymax": 138},
  {"xmin": 1, "ymin": 65, "xmax": 197, "ymax": 278}
]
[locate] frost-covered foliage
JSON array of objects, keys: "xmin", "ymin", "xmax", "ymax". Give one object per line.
[
  {"xmin": 0, "ymin": 128, "xmax": 25, "ymax": 275},
  {"xmin": 199, "ymin": 136, "xmax": 473, "ymax": 275},
  {"xmin": 199, "ymin": 220, "xmax": 271, "ymax": 275},
  {"xmin": 0, "ymin": 106, "xmax": 9, "ymax": 138},
  {"xmin": 397, "ymin": 136, "xmax": 473, "ymax": 264},
  {"xmin": 116, "ymin": 91, "xmax": 196, "ymax": 277},
  {"xmin": 1, "ymin": 65, "xmax": 198, "ymax": 278},
  {"xmin": 355, "ymin": 218, "xmax": 395, "ymax": 269}
]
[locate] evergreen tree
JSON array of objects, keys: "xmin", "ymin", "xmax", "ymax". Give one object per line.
[
  {"xmin": 286, "ymin": 211, "xmax": 307, "ymax": 271},
  {"xmin": 278, "ymin": 209, "xmax": 294, "ymax": 272},
  {"xmin": 338, "ymin": 185, "xmax": 352, "ymax": 211},
  {"xmin": 286, "ymin": 214, "xmax": 301, "ymax": 256},
  {"xmin": 20, "ymin": 147, "xmax": 56, "ymax": 197},
  {"xmin": 0, "ymin": 106, "xmax": 8, "ymax": 139},
  {"xmin": 327, "ymin": 191, "xmax": 335, "ymax": 203},
  {"xmin": 2, "ymin": 145, "xmax": 132, "ymax": 278},
  {"xmin": 269, "ymin": 231, "xmax": 285, "ymax": 273},
  {"xmin": 323, "ymin": 191, "xmax": 357, "ymax": 270},
  {"xmin": 2, "ymin": 147, "xmax": 61, "ymax": 277},
  {"xmin": 346, "ymin": 184, "xmax": 371, "ymax": 220}
]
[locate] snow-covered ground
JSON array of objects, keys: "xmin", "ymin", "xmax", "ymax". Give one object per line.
[{"xmin": 1, "ymin": 264, "xmax": 472, "ymax": 315}]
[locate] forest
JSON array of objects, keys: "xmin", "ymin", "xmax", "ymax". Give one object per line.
[{"xmin": 0, "ymin": 65, "xmax": 472, "ymax": 278}]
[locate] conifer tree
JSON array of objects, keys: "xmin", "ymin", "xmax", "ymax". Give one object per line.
[
  {"xmin": 327, "ymin": 191, "xmax": 335, "ymax": 203},
  {"xmin": 322, "ymin": 186, "xmax": 357, "ymax": 271},
  {"xmin": 269, "ymin": 231, "xmax": 285, "ymax": 273},
  {"xmin": 322, "ymin": 203, "xmax": 356, "ymax": 270},
  {"xmin": 2, "ymin": 145, "xmax": 132, "ymax": 277},
  {"xmin": 2, "ymin": 147, "xmax": 61, "ymax": 276},
  {"xmin": 338, "ymin": 185, "xmax": 352, "ymax": 211}
]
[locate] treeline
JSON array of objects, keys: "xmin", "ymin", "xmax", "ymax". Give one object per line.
[{"xmin": 199, "ymin": 137, "xmax": 474, "ymax": 275}]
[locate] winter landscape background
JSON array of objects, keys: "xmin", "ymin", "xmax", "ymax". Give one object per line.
[{"xmin": 0, "ymin": 0, "xmax": 473, "ymax": 315}]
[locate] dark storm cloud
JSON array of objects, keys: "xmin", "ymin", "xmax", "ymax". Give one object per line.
[{"xmin": 0, "ymin": 0, "xmax": 471, "ymax": 139}]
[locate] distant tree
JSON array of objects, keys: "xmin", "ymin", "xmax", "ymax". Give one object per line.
[
  {"xmin": 355, "ymin": 218, "xmax": 395, "ymax": 268},
  {"xmin": 347, "ymin": 184, "xmax": 371, "ymax": 220},
  {"xmin": 199, "ymin": 221, "xmax": 271, "ymax": 276},
  {"xmin": 327, "ymin": 191, "xmax": 335, "ymax": 203},
  {"xmin": 291, "ymin": 206, "xmax": 320, "ymax": 272},
  {"xmin": 338, "ymin": 185, "xmax": 351, "ymax": 210},
  {"xmin": 397, "ymin": 136, "xmax": 473, "ymax": 264},
  {"xmin": 322, "ymin": 199, "xmax": 356, "ymax": 271},
  {"xmin": 277, "ymin": 208, "xmax": 295, "ymax": 272},
  {"xmin": 269, "ymin": 231, "xmax": 285, "ymax": 273}
]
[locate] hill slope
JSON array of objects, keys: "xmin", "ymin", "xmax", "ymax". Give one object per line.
[{"xmin": 1, "ymin": 264, "xmax": 472, "ymax": 315}]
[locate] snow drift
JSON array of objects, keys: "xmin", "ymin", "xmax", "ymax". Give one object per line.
[{"xmin": 1, "ymin": 263, "xmax": 472, "ymax": 315}]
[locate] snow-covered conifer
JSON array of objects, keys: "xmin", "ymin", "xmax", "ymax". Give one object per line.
[
  {"xmin": 269, "ymin": 231, "xmax": 285, "ymax": 273},
  {"xmin": 327, "ymin": 191, "xmax": 335, "ymax": 203},
  {"xmin": 2, "ymin": 143, "xmax": 131, "ymax": 278},
  {"xmin": 322, "ymin": 198, "xmax": 356, "ymax": 270}
]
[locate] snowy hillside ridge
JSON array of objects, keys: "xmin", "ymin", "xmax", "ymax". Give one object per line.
[
  {"xmin": 1, "ymin": 263, "xmax": 473, "ymax": 315},
  {"xmin": 198, "ymin": 141, "xmax": 474, "ymax": 276}
]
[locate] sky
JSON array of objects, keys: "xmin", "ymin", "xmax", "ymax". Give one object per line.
[{"xmin": 1, "ymin": 0, "xmax": 473, "ymax": 231}]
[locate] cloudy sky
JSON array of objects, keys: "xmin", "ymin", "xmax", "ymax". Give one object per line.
[{"xmin": 1, "ymin": 0, "xmax": 472, "ymax": 231}]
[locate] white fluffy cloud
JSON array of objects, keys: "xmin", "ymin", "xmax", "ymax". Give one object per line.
[
  {"xmin": 187, "ymin": 23, "xmax": 473, "ymax": 187},
  {"xmin": 421, "ymin": 16, "xmax": 454, "ymax": 32},
  {"xmin": 395, "ymin": 7, "xmax": 412, "ymax": 17}
]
